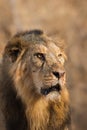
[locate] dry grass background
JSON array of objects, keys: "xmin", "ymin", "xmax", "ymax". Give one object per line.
[{"xmin": 0, "ymin": 0, "xmax": 87, "ymax": 130}]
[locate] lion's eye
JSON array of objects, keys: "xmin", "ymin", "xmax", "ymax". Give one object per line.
[
  {"xmin": 34, "ymin": 53, "xmax": 45, "ymax": 61},
  {"xmin": 58, "ymin": 54, "xmax": 62, "ymax": 57},
  {"xmin": 58, "ymin": 53, "xmax": 63, "ymax": 59},
  {"xmin": 58, "ymin": 53, "xmax": 65, "ymax": 64}
]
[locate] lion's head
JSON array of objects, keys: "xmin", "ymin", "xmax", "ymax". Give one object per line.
[
  {"xmin": 3, "ymin": 30, "xmax": 70, "ymax": 130},
  {"xmin": 3, "ymin": 30, "xmax": 67, "ymax": 101}
]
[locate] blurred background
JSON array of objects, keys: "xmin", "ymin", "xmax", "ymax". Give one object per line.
[{"xmin": 0, "ymin": 0, "xmax": 87, "ymax": 130}]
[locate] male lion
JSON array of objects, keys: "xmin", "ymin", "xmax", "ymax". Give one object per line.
[{"xmin": 0, "ymin": 30, "xmax": 71, "ymax": 130}]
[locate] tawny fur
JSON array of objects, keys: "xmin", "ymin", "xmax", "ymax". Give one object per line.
[{"xmin": 0, "ymin": 30, "xmax": 71, "ymax": 130}]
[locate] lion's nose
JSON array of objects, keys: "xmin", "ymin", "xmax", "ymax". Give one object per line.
[{"xmin": 52, "ymin": 71, "xmax": 65, "ymax": 79}]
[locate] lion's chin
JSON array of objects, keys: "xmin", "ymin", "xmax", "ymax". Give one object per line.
[
  {"xmin": 46, "ymin": 91, "xmax": 61, "ymax": 101},
  {"xmin": 41, "ymin": 83, "xmax": 61, "ymax": 100}
]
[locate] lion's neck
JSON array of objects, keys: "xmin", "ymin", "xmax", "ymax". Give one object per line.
[{"xmin": 25, "ymin": 97, "xmax": 69, "ymax": 130}]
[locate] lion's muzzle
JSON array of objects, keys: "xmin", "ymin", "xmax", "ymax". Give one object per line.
[{"xmin": 41, "ymin": 70, "xmax": 65, "ymax": 95}]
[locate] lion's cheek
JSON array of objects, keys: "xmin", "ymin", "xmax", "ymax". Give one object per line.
[{"xmin": 32, "ymin": 71, "xmax": 43, "ymax": 93}]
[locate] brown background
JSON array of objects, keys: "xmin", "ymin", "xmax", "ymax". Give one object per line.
[{"xmin": 0, "ymin": 0, "xmax": 87, "ymax": 130}]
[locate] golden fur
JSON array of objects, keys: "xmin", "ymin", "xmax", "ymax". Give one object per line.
[{"xmin": 1, "ymin": 30, "xmax": 71, "ymax": 130}]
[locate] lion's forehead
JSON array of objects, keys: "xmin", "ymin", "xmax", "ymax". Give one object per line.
[
  {"xmin": 47, "ymin": 42, "xmax": 61, "ymax": 54},
  {"xmin": 31, "ymin": 42, "xmax": 61, "ymax": 55}
]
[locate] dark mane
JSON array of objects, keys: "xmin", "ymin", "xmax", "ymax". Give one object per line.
[{"xmin": 14, "ymin": 29, "xmax": 44, "ymax": 38}]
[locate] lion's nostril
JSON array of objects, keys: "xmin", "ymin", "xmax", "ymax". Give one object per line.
[
  {"xmin": 53, "ymin": 71, "xmax": 65, "ymax": 79},
  {"xmin": 53, "ymin": 72, "xmax": 60, "ymax": 79}
]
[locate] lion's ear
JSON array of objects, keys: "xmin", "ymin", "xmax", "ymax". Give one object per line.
[{"xmin": 4, "ymin": 42, "xmax": 22, "ymax": 62}]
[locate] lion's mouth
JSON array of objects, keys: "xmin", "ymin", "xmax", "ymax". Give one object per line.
[{"xmin": 41, "ymin": 84, "xmax": 61, "ymax": 95}]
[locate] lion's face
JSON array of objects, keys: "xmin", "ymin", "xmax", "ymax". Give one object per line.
[
  {"xmin": 30, "ymin": 42, "xmax": 66, "ymax": 98},
  {"xmin": 4, "ymin": 32, "xmax": 67, "ymax": 103}
]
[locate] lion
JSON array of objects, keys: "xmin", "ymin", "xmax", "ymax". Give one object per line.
[{"xmin": 0, "ymin": 30, "xmax": 71, "ymax": 130}]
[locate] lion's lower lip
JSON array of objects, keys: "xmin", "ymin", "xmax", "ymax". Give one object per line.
[{"xmin": 41, "ymin": 84, "xmax": 61, "ymax": 95}]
